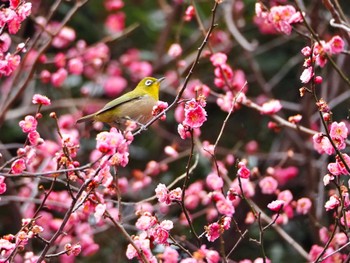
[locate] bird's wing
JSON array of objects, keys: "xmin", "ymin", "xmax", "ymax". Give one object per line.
[{"xmin": 95, "ymin": 94, "xmax": 145, "ymax": 116}]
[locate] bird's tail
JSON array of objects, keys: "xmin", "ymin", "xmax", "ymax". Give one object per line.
[{"xmin": 76, "ymin": 114, "xmax": 95, "ymax": 124}]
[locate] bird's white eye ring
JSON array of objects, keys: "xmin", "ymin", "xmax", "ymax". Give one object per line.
[{"xmin": 145, "ymin": 79, "xmax": 153, "ymax": 86}]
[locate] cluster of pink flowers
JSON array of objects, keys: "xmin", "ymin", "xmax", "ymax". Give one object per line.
[
  {"xmin": 177, "ymin": 98, "xmax": 207, "ymax": 139},
  {"xmin": 210, "ymin": 52, "xmax": 247, "ymax": 92},
  {"xmin": 255, "ymin": 3, "xmax": 303, "ymax": 35},
  {"xmin": 155, "ymin": 183, "xmax": 182, "ymax": 205},
  {"xmin": 0, "ymin": 0, "xmax": 32, "ymax": 34},
  {"xmin": 313, "ymin": 121, "xmax": 348, "ymax": 155},
  {"xmin": 134, "ymin": 212, "xmax": 174, "ymax": 245},
  {"xmin": 205, "ymin": 216, "xmax": 231, "ymax": 242},
  {"xmin": 267, "ymin": 190, "xmax": 312, "ymax": 225},
  {"xmin": 300, "ymin": 35, "xmax": 344, "ymax": 83},
  {"xmin": 0, "ymin": 1, "xmax": 31, "ymax": 77},
  {"xmin": 11, "ymin": 94, "xmax": 51, "ymax": 174}
]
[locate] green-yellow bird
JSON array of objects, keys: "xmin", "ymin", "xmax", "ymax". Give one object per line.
[{"xmin": 77, "ymin": 76, "xmax": 165, "ymax": 127}]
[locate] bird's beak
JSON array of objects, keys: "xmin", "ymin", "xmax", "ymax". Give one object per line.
[{"xmin": 157, "ymin": 77, "xmax": 166, "ymax": 83}]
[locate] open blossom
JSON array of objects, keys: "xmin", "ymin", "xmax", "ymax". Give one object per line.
[
  {"xmin": 183, "ymin": 99, "xmax": 207, "ymax": 128},
  {"xmin": 0, "ymin": 53, "xmax": 21, "ymax": 76},
  {"xmin": 205, "ymin": 222, "xmax": 222, "ymax": 242},
  {"xmin": 255, "ymin": 3, "xmax": 303, "ymax": 35},
  {"xmin": 206, "ymin": 172, "xmax": 224, "ymax": 190},
  {"xmin": 312, "ymin": 133, "xmax": 334, "ymax": 155},
  {"xmin": 330, "ymin": 121, "xmax": 348, "ymax": 140},
  {"xmin": 151, "ymin": 220, "xmax": 173, "ymax": 244},
  {"xmin": 155, "ymin": 184, "xmax": 181, "ymax": 205},
  {"xmin": 210, "ymin": 52, "xmax": 227, "ymax": 67},
  {"xmin": 152, "ymin": 101, "xmax": 168, "ymax": 121},
  {"xmin": 96, "ymin": 127, "xmax": 127, "ymax": 154},
  {"xmin": 32, "ymin": 94, "xmax": 51, "ymax": 105},
  {"xmin": 260, "ymin": 100, "xmax": 282, "ymax": 115},
  {"xmin": 0, "ymin": 1, "xmax": 32, "ymax": 34},
  {"xmin": 267, "ymin": 200, "xmax": 285, "ymax": 212},
  {"xmin": 94, "ymin": 203, "xmax": 106, "ymax": 223},
  {"xmin": 216, "ymin": 199, "xmax": 235, "ymax": 216},
  {"xmin": 11, "ymin": 158, "xmax": 26, "ymax": 174},
  {"xmin": 237, "ymin": 162, "xmax": 250, "ymax": 179},
  {"xmin": 325, "ymin": 195, "xmax": 340, "ymax": 211},
  {"xmin": 327, "ymin": 154, "xmax": 350, "ymax": 176},
  {"xmin": 135, "ymin": 212, "xmax": 157, "ymax": 231},
  {"xmin": 259, "ymin": 176, "xmax": 278, "ymax": 195},
  {"xmin": 19, "ymin": 115, "xmax": 37, "ymax": 133},
  {"xmin": 296, "ymin": 197, "xmax": 312, "ymax": 214},
  {"xmin": 168, "ymin": 43, "xmax": 182, "ymax": 58}
]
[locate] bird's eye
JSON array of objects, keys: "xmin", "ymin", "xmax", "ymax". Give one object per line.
[{"xmin": 145, "ymin": 79, "xmax": 153, "ymax": 86}]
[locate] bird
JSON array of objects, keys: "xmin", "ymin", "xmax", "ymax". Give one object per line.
[{"xmin": 76, "ymin": 76, "xmax": 165, "ymax": 129}]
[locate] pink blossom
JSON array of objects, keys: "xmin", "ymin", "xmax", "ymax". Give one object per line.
[
  {"xmin": 103, "ymin": 76, "xmax": 127, "ymax": 97},
  {"xmin": 135, "ymin": 212, "xmax": 157, "ymax": 230},
  {"xmin": 51, "ymin": 68, "xmax": 68, "ymax": 87},
  {"xmin": 32, "ymin": 94, "xmax": 51, "ymax": 105},
  {"xmin": 205, "ymin": 222, "xmax": 222, "ymax": 242},
  {"xmin": 328, "ymin": 35, "xmax": 344, "ymax": 54},
  {"xmin": 152, "ymin": 100, "xmax": 168, "ymax": 120},
  {"xmin": 169, "ymin": 187, "xmax": 182, "ymax": 202},
  {"xmin": 206, "ymin": 172, "xmax": 224, "ymax": 190},
  {"xmin": 96, "ymin": 127, "xmax": 127, "ymax": 154},
  {"xmin": 210, "ymin": 52, "xmax": 227, "ymax": 67},
  {"xmin": 105, "ymin": 12, "xmax": 125, "ymax": 33},
  {"xmin": 260, "ymin": 100, "xmax": 282, "ymax": 115},
  {"xmin": 277, "ymin": 190, "xmax": 293, "ymax": 205},
  {"xmin": 222, "ymin": 216, "xmax": 231, "ymax": 230},
  {"xmin": 183, "ymin": 99, "xmax": 207, "ymax": 128},
  {"xmin": 312, "ymin": 133, "xmax": 334, "ymax": 155},
  {"xmin": 205, "ymin": 248, "xmax": 220, "ymax": 263},
  {"xmin": 0, "ymin": 53, "xmax": 21, "ymax": 76},
  {"xmin": 155, "ymin": 183, "xmax": 171, "ymax": 205},
  {"xmin": 259, "ymin": 176, "xmax": 278, "ymax": 195},
  {"xmin": 52, "ymin": 26, "xmax": 76, "ymax": 49},
  {"xmin": 0, "ymin": 176, "xmax": 7, "ymax": 194},
  {"xmin": 94, "ymin": 203, "xmax": 106, "ymax": 223},
  {"xmin": 28, "ymin": 130, "xmax": 41, "ymax": 145},
  {"xmin": 237, "ymin": 162, "xmax": 250, "ymax": 179},
  {"xmin": 216, "ymin": 199, "xmax": 235, "ymax": 216},
  {"xmin": 267, "ymin": 5, "xmax": 303, "ymax": 35},
  {"xmin": 68, "ymin": 58, "xmax": 84, "ymax": 75},
  {"xmin": 19, "ymin": 115, "xmax": 37, "ymax": 133},
  {"xmin": 128, "ymin": 61, "xmax": 153, "ymax": 81},
  {"xmin": 54, "ymin": 52, "xmax": 66, "ymax": 68},
  {"xmin": 273, "ymin": 166, "xmax": 299, "ymax": 185},
  {"xmin": 0, "ymin": 33, "xmax": 11, "ymax": 52},
  {"xmin": 162, "ymin": 247, "xmax": 179, "ymax": 263},
  {"xmin": 11, "ymin": 158, "xmax": 26, "ymax": 174},
  {"xmin": 151, "ymin": 222, "xmax": 172, "ymax": 244},
  {"xmin": 324, "ymin": 195, "xmax": 340, "ymax": 211},
  {"xmin": 126, "ymin": 235, "xmax": 155, "ymax": 262},
  {"xmin": 330, "ymin": 121, "xmax": 348, "ymax": 139},
  {"xmin": 40, "ymin": 70, "xmax": 51, "ymax": 83},
  {"xmin": 164, "ymin": 146, "xmax": 178, "ymax": 157},
  {"xmin": 104, "ymin": 0, "xmax": 124, "ymax": 11},
  {"xmin": 267, "ymin": 200, "xmax": 285, "ymax": 212},
  {"xmin": 334, "ymin": 232, "xmax": 347, "ymax": 246},
  {"xmin": 184, "ymin": 5, "xmax": 195, "ymax": 21},
  {"xmin": 168, "ymin": 43, "xmax": 182, "ymax": 58},
  {"xmin": 300, "ymin": 66, "xmax": 314, "ymax": 83},
  {"xmin": 177, "ymin": 123, "xmax": 191, "ymax": 140},
  {"xmin": 301, "ymin": 46, "xmax": 311, "ymax": 56}
]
